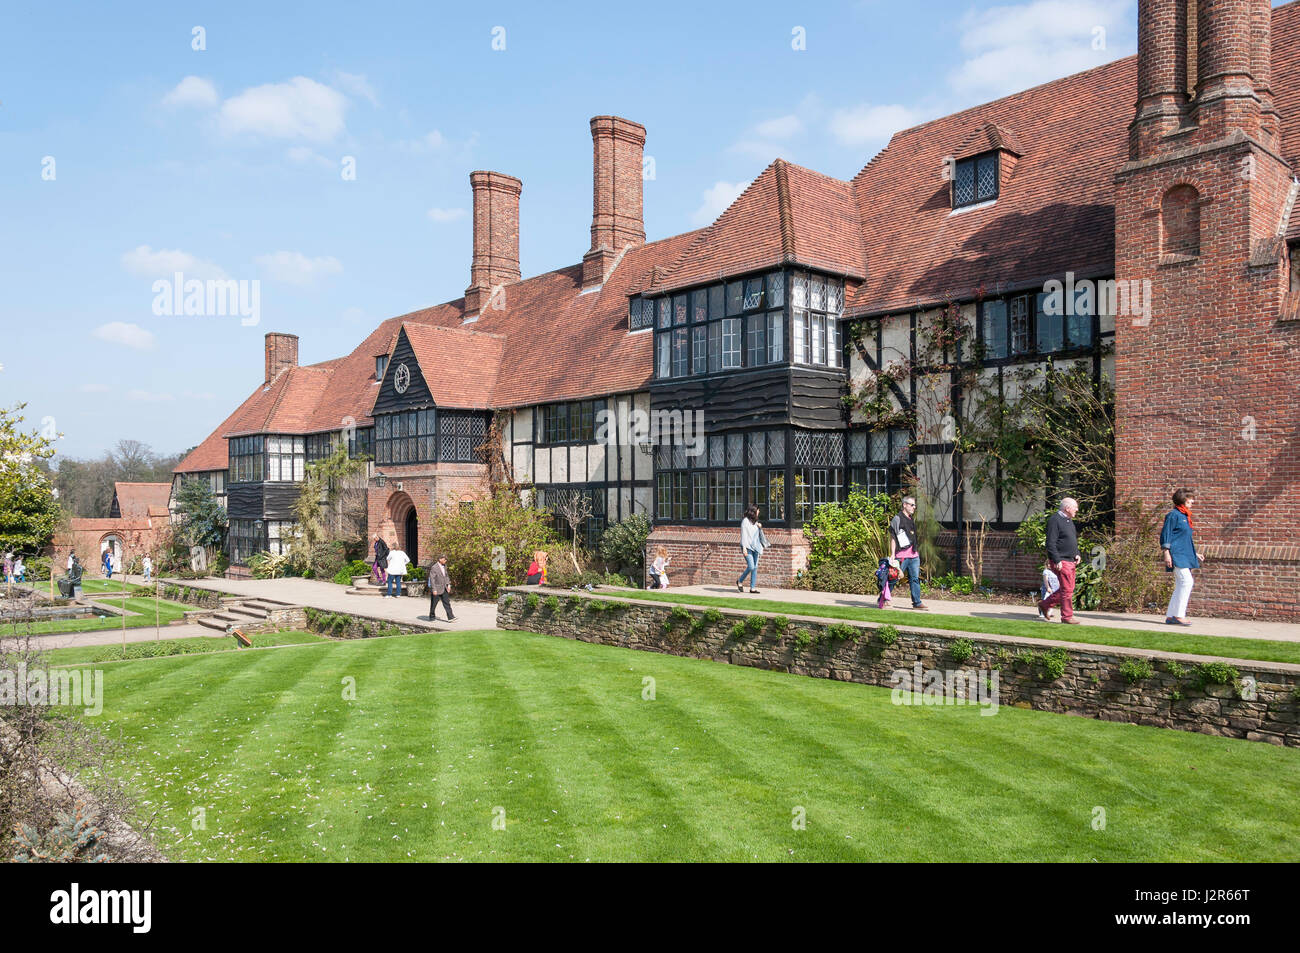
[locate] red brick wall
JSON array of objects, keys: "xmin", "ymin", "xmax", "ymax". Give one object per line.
[
  {"xmin": 645, "ymin": 525, "xmax": 808, "ymax": 589},
  {"xmin": 1116, "ymin": 0, "xmax": 1300, "ymax": 621},
  {"xmin": 365, "ymin": 463, "xmax": 489, "ymax": 563}
]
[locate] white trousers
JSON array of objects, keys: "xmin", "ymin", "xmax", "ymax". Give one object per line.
[{"xmin": 1166, "ymin": 567, "xmax": 1194, "ymax": 619}]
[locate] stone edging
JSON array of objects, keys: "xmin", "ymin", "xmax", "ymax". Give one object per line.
[{"xmin": 496, "ymin": 586, "xmax": 1300, "ymax": 746}]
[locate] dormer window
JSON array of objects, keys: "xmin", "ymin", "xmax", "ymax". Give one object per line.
[
  {"xmin": 375, "ymin": 355, "xmax": 388, "ymax": 380},
  {"xmin": 953, "ymin": 152, "xmax": 999, "ymax": 209}
]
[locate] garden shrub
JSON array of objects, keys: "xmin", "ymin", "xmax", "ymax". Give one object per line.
[
  {"xmin": 544, "ymin": 595, "xmax": 560, "ymax": 612},
  {"xmin": 792, "ymin": 629, "xmax": 813, "ymax": 651},
  {"xmin": 875, "ymin": 624, "xmax": 899, "ymax": 646},
  {"xmin": 597, "ymin": 514, "xmax": 651, "ymax": 582},
  {"xmin": 1194, "ymin": 661, "xmax": 1240, "ymax": 690},
  {"xmin": 824, "ymin": 622, "xmax": 858, "ymax": 643},
  {"xmin": 1118, "ymin": 657, "xmax": 1155, "ymax": 684},
  {"xmin": 428, "ymin": 489, "xmax": 558, "ymax": 599},
  {"xmin": 949, "ymin": 638, "xmax": 974, "ymax": 664},
  {"xmin": 770, "ymin": 614, "xmax": 788, "ymax": 634},
  {"xmin": 1042, "ymin": 648, "xmax": 1070, "ymax": 681},
  {"xmin": 793, "ymin": 560, "xmax": 879, "ymax": 595},
  {"xmin": 1096, "ymin": 500, "xmax": 1174, "ymax": 612}
]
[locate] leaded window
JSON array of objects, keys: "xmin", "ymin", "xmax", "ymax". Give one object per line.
[{"xmin": 954, "ymin": 152, "xmax": 999, "ymax": 209}]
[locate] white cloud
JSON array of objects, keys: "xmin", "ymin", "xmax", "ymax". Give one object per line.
[
  {"xmin": 333, "ymin": 71, "xmax": 379, "ymax": 106},
  {"xmin": 254, "ymin": 251, "xmax": 343, "ymax": 287},
  {"xmin": 93, "ymin": 322, "xmax": 155, "ymax": 351},
  {"xmin": 286, "ymin": 146, "xmax": 334, "ymax": 169},
  {"xmin": 949, "ymin": 0, "xmax": 1133, "ymax": 100},
  {"xmin": 400, "ymin": 129, "xmax": 448, "ymax": 152},
  {"xmin": 829, "ymin": 103, "xmax": 923, "ymax": 145},
  {"xmin": 219, "ymin": 77, "xmax": 349, "ymax": 142},
  {"xmin": 691, "ymin": 180, "xmax": 749, "ymax": 226},
  {"xmin": 755, "ymin": 115, "xmax": 804, "ymax": 139},
  {"xmin": 126, "ymin": 389, "xmax": 174, "ymax": 402},
  {"xmin": 427, "ymin": 207, "xmax": 466, "ymax": 223},
  {"xmin": 121, "ymin": 245, "xmax": 227, "ymax": 280},
  {"xmin": 162, "ymin": 75, "xmax": 218, "ymax": 109}
]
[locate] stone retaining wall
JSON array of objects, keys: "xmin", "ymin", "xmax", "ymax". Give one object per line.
[
  {"xmin": 497, "ymin": 587, "xmax": 1300, "ymax": 746},
  {"xmin": 301, "ymin": 606, "xmax": 437, "ymax": 640}
]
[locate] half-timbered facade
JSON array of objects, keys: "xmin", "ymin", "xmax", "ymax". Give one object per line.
[{"xmin": 175, "ymin": 1, "xmax": 1300, "ymax": 619}]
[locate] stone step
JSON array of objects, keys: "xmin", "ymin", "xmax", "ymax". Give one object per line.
[
  {"xmin": 227, "ymin": 605, "xmax": 268, "ymax": 619},
  {"xmin": 345, "ymin": 587, "xmax": 383, "ymax": 596},
  {"xmin": 196, "ymin": 615, "xmax": 229, "ymax": 632}
]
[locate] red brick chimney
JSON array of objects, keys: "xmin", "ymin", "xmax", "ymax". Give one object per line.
[
  {"xmin": 264, "ymin": 332, "xmax": 298, "ymax": 383},
  {"xmin": 464, "ymin": 171, "xmax": 522, "ymax": 314},
  {"xmin": 582, "ymin": 116, "xmax": 646, "ymax": 288}
]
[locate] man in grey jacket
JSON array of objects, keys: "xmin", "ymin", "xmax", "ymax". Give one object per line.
[{"xmin": 427, "ymin": 554, "xmax": 455, "ymax": 622}]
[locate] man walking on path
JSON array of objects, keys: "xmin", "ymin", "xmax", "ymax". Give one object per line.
[
  {"xmin": 383, "ymin": 546, "xmax": 410, "ymax": 598},
  {"xmin": 1038, "ymin": 497, "xmax": 1081, "ymax": 624},
  {"xmin": 427, "ymin": 554, "xmax": 455, "ymax": 622},
  {"xmin": 888, "ymin": 496, "xmax": 927, "ymax": 610}
]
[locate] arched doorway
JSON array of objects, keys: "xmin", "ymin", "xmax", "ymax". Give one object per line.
[
  {"xmin": 100, "ymin": 534, "xmax": 122, "ymax": 570},
  {"xmin": 404, "ymin": 507, "xmax": 419, "ymax": 566}
]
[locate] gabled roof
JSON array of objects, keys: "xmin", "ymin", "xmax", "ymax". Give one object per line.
[
  {"xmin": 648, "ymin": 159, "xmax": 867, "ymax": 294},
  {"xmin": 395, "ymin": 323, "xmax": 505, "ymax": 409},
  {"xmin": 954, "ymin": 122, "xmax": 1024, "ymax": 160},
  {"xmin": 847, "ymin": 56, "xmax": 1135, "ymax": 317},
  {"xmin": 111, "ymin": 482, "xmax": 171, "ymax": 519}
]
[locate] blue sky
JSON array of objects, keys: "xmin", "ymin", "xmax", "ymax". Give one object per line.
[{"xmin": 1, "ymin": 0, "xmax": 1154, "ymax": 461}]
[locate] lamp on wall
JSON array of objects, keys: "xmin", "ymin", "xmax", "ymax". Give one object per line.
[{"xmin": 376, "ymin": 472, "xmax": 387, "ymax": 488}]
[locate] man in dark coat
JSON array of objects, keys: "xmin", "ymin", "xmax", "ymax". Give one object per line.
[
  {"xmin": 427, "ymin": 554, "xmax": 455, "ymax": 622},
  {"xmin": 1038, "ymin": 497, "xmax": 1081, "ymax": 624},
  {"xmin": 372, "ymin": 535, "xmax": 389, "ymax": 585}
]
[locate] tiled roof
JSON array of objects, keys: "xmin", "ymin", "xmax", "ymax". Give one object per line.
[
  {"xmin": 847, "ymin": 56, "xmax": 1135, "ymax": 317},
  {"xmin": 112, "ymin": 482, "xmax": 171, "ymax": 518},
  {"xmin": 177, "ymin": 1, "xmax": 1300, "ymax": 475},
  {"xmin": 649, "ymin": 160, "xmax": 866, "ymax": 294},
  {"xmin": 396, "ymin": 323, "xmax": 505, "ymax": 409}
]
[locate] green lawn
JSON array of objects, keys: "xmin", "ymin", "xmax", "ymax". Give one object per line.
[
  {"xmin": 6, "ymin": 594, "xmax": 195, "ymax": 637},
  {"xmin": 595, "ymin": 589, "xmax": 1300, "ymax": 664},
  {"xmin": 43, "ymin": 630, "xmax": 326, "ymax": 666},
  {"xmin": 73, "ymin": 629, "xmax": 1300, "ymax": 862}
]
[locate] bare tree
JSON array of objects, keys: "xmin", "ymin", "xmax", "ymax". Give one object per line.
[{"xmin": 554, "ymin": 490, "xmax": 593, "ymax": 576}]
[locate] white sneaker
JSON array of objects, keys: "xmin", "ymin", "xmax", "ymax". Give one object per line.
[{"xmin": 1037, "ymin": 609, "xmax": 1050, "ymax": 622}]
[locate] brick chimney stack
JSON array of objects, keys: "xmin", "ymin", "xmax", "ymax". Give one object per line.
[
  {"xmin": 264, "ymin": 332, "xmax": 298, "ymax": 384},
  {"xmin": 464, "ymin": 171, "xmax": 522, "ymax": 315},
  {"xmin": 582, "ymin": 116, "xmax": 646, "ymax": 288}
]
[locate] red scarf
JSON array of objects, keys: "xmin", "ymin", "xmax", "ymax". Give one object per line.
[{"xmin": 1175, "ymin": 504, "xmax": 1193, "ymax": 527}]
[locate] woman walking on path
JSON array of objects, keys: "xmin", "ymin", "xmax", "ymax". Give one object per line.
[
  {"xmin": 736, "ymin": 506, "xmax": 766, "ymax": 594},
  {"xmin": 372, "ymin": 535, "xmax": 389, "ymax": 586},
  {"xmin": 1161, "ymin": 487, "xmax": 1205, "ymax": 626}
]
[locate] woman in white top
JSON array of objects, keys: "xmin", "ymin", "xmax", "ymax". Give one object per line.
[{"xmin": 736, "ymin": 505, "xmax": 764, "ymax": 594}]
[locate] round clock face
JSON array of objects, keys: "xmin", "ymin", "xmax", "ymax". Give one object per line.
[{"xmin": 393, "ymin": 362, "xmax": 411, "ymax": 394}]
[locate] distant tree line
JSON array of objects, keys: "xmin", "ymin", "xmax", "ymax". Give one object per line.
[{"xmin": 43, "ymin": 439, "xmax": 192, "ymax": 517}]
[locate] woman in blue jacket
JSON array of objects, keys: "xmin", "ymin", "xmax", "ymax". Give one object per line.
[{"xmin": 1160, "ymin": 487, "xmax": 1205, "ymax": 626}]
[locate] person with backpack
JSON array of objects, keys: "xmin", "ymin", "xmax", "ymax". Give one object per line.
[
  {"xmin": 1161, "ymin": 487, "xmax": 1206, "ymax": 626},
  {"xmin": 888, "ymin": 496, "xmax": 927, "ymax": 610},
  {"xmin": 372, "ymin": 535, "xmax": 389, "ymax": 586}
]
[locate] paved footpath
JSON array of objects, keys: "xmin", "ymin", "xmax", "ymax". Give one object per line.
[
  {"xmin": 7, "ymin": 623, "xmax": 226, "ymax": 652},
  {"xmin": 668, "ymin": 583, "xmax": 1300, "ymax": 643},
  {"xmin": 151, "ymin": 575, "xmax": 500, "ymax": 631}
]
